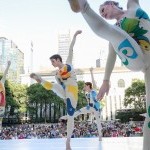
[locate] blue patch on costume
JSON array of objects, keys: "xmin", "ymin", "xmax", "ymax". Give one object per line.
[
  {"xmin": 136, "ymin": 8, "xmax": 150, "ymax": 20},
  {"xmin": 66, "ymin": 98, "xmax": 75, "ymax": 116},
  {"xmin": 58, "ymin": 78, "xmax": 66, "ymax": 89},
  {"xmin": 118, "ymin": 39, "xmax": 138, "ymax": 66},
  {"xmin": 94, "ymin": 102, "xmax": 100, "ymax": 111},
  {"xmin": 86, "ymin": 105, "xmax": 90, "ymax": 110},
  {"xmin": 61, "ymin": 82, "xmax": 65, "ymax": 90},
  {"xmin": 91, "ymin": 90, "xmax": 97, "ymax": 103},
  {"xmin": 66, "ymin": 64, "xmax": 72, "ymax": 72}
]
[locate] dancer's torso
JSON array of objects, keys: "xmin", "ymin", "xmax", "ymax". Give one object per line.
[
  {"xmin": 85, "ymin": 90, "xmax": 100, "ymax": 111},
  {"xmin": 116, "ymin": 7, "xmax": 150, "ymax": 52},
  {"xmin": 55, "ymin": 64, "xmax": 77, "ymax": 89}
]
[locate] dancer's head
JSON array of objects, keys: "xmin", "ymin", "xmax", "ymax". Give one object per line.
[
  {"xmin": 84, "ymin": 82, "xmax": 92, "ymax": 92},
  {"xmin": 50, "ymin": 54, "xmax": 62, "ymax": 67},
  {"xmin": 99, "ymin": 1, "xmax": 123, "ymax": 20}
]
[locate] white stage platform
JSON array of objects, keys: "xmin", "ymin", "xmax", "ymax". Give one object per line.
[{"xmin": 0, "ymin": 137, "xmax": 143, "ymax": 150}]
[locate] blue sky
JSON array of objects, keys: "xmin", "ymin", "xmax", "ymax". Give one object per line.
[{"xmin": 0, "ymin": 0, "xmax": 149, "ymax": 72}]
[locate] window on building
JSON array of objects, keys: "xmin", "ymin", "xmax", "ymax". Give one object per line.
[{"xmin": 118, "ymin": 79, "xmax": 125, "ymax": 88}]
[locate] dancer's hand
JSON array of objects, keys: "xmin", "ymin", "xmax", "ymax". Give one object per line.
[
  {"xmin": 7, "ymin": 61, "xmax": 11, "ymax": 66},
  {"xmin": 89, "ymin": 67, "xmax": 93, "ymax": 72},
  {"xmin": 97, "ymin": 80, "xmax": 110, "ymax": 100},
  {"xmin": 74, "ymin": 30, "xmax": 82, "ymax": 37}
]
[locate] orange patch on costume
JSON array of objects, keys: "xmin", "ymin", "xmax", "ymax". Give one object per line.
[
  {"xmin": 59, "ymin": 70, "xmax": 71, "ymax": 79},
  {"xmin": 0, "ymin": 83, "xmax": 5, "ymax": 107}
]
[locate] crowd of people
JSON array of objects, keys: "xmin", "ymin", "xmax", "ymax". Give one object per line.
[{"xmin": 0, "ymin": 121, "xmax": 143, "ymax": 140}]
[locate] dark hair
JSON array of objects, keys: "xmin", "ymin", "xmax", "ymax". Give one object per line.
[
  {"xmin": 85, "ymin": 82, "xmax": 92, "ymax": 89},
  {"xmin": 50, "ymin": 54, "xmax": 62, "ymax": 62},
  {"xmin": 102, "ymin": 1, "xmax": 123, "ymax": 10}
]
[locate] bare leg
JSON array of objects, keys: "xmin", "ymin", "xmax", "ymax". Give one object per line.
[
  {"xmin": 143, "ymin": 67, "xmax": 150, "ymax": 150},
  {"xmin": 60, "ymin": 106, "xmax": 92, "ymax": 120},
  {"xmin": 68, "ymin": 1, "xmax": 145, "ymax": 71},
  {"xmin": 30, "ymin": 73, "xmax": 66, "ymax": 99},
  {"xmin": 0, "ymin": 118, "xmax": 2, "ymax": 132},
  {"xmin": 66, "ymin": 115, "xmax": 74, "ymax": 150},
  {"xmin": 65, "ymin": 85, "xmax": 78, "ymax": 150},
  {"xmin": 94, "ymin": 110, "xmax": 102, "ymax": 141}
]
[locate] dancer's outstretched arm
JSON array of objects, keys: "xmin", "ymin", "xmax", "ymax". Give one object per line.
[
  {"xmin": 66, "ymin": 30, "xmax": 82, "ymax": 64},
  {"xmin": 89, "ymin": 67, "xmax": 97, "ymax": 90},
  {"xmin": 1, "ymin": 61, "xmax": 11, "ymax": 84},
  {"xmin": 97, "ymin": 43, "xmax": 116, "ymax": 100}
]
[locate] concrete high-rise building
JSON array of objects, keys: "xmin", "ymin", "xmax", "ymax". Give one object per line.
[
  {"xmin": 58, "ymin": 31, "xmax": 71, "ymax": 63},
  {"xmin": 96, "ymin": 58, "xmax": 101, "ymax": 68},
  {"xmin": 99, "ymin": 49, "xmax": 107, "ymax": 67},
  {"xmin": 0, "ymin": 37, "xmax": 24, "ymax": 82},
  {"xmin": 96, "ymin": 49, "xmax": 123, "ymax": 68}
]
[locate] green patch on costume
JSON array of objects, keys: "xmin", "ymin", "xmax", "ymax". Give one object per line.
[{"xmin": 120, "ymin": 18, "xmax": 150, "ymax": 51}]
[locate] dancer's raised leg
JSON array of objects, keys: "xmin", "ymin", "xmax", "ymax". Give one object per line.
[{"xmin": 30, "ymin": 73, "xmax": 65, "ymax": 99}]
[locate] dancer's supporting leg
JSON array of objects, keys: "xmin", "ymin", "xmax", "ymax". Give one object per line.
[
  {"xmin": 65, "ymin": 85, "xmax": 78, "ymax": 150},
  {"xmin": 68, "ymin": 1, "xmax": 150, "ymax": 149},
  {"xmin": 0, "ymin": 109, "xmax": 5, "ymax": 131},
  {"xmin": 30, "ymin": 73, "xmax": 78, "ymax": 150},
  {"xmin": 93, "ymin": 109, "xmax": 102, "ymax": 141},
  {"xmin": 61, "ymin": 106, "xmax": 102, "ymax": 141},
  {"xmin": 143, "ymin": 67, "xmax": 150, "ymax": 150}
]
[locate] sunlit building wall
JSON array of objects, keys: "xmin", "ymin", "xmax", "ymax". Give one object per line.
[
  {"xmin": 21, "ymin": 66, "xmax": 144, "ymax": 121},
  {"xmin": 0, "ymin": 37, "xmax": 24, "ymax": 82}
]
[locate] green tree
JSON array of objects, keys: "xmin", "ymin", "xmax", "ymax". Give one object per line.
[
  {"xmin": 76, "ymin": 81, "xmax": 87, "ymax": 110},
  {"xmin": 0, "ymin": 73, "xmax": 27, "ymax": 124},
  {"xmin": 27, "ymin": 83, "xmax": 65, "ymax": 123},
  {"xmin": 124, "ymin": 79, "xmax": 146, "ymax": 112},
  {"xmin": 10, "ymin": 82, "xmax": 27, "ymax": 121}
]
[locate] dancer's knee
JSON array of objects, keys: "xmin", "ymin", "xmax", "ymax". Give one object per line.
[{"xmin": 42, "ymin": 81, "xmax": 53, "ymax": 90}]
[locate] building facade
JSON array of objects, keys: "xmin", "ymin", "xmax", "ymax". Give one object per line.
[
  {"xmin": 0, "ymin": 37, "xmax": 24, "ymax": 82},
  {"xmin": 58, "ymin": 31, "xmax": 71, "ymax": 63},
  {"xmin": 21, "ymin": 66, "xmax": 144, "ymax": 121}
]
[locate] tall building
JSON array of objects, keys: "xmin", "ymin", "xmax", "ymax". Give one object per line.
[
  {"xmin": 96, "ymin": 58, "xmax": 101, "ymax": 67},
  {"xmin": 96, "ymin": 49, "xmax": 123, "ymax": 68},
  {"xmin": 0, "ymin": 37, "xmax": 24, "ymax": 83},
  {"xmin": 58, "ymin": 31, "xmax": 71, "ymax": 63}
]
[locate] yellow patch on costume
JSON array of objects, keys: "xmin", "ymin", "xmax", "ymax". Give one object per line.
[
  {"xmin": 139, "ymin": 40, "xmax": 150, "ymax": 51},
  {"xmin": 67, "ymin": 85, "xmax": 78, "ymax": 100},
  {"xmin": 43, "ymin": 81, "xmax": 53, "ymax": 90},
  {"xmin": 0, "ymin": 83, "xmax": 5, "ymax": 93},
  {"xmin": 100, "ymin": 99, "xmax": 106, "ymax": 108}
]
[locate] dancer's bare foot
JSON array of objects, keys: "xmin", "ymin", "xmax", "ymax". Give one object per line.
[
  {"xmin": 68, "ymin": 0, "xmax": 80, "ymax": 12},
  {"xmin": 60, "ymin": 115, "xmax": 68, "ymax": 120},
  {"xmin": 68, "ymin": 0, "xmax": 86, "ymax": 13},
  {"xmin": 66, "ymin": 139, "xmax": 72, "ymax": 150},
  {"xmin": 99, "ymin": 136, "xmax": 102, "ymax": 141},
  {"xmin": 30, "ymin": 73, "xmax": 42, "ymax": 83}
]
